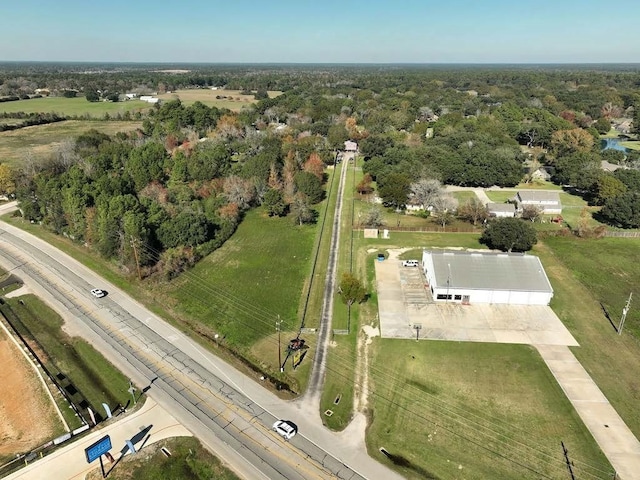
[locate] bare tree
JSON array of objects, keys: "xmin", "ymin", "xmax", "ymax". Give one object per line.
[
  {"xmin": 432, "ymin": 194, "xmax": 458, "ymax": 229},
  {"xmin": 21, "ymin": 150, "xmax": 40, "ymax": 178},
  {"xmin": 290, "ymin": 192, "xmax": 314, "ymax": 225},
  {"xmin": 521, "ymin": 204, "xmax": 543, "ymax": 222},
  {"xmin": 522, "ymin": 129, "xmax": 538, "ymax": 148},
  {"xmin": 55, "ymin": 138, "xmax": 79, "ymax": 169},
  {"xmin": 361, "ymin": 206, "xmax": 384, "ymax": 227},
  {"xmin": 432, "ymin": 194, "xmax": 458, "ymax": 215},
  {"xmin": 601, "ymin": 102, "xmax": 623, "ymax": 120},
  {"xmin": 410, "ymin": 178, "xmax": 445, "ymax": 210},
  {"xmin": 438, "ymin": 210, "xmax": 455, "ymax": 229},
  {"xmin": 418, "ymin": 106, "xmax": 436, "ymax": 121},
  {"xmin": 223, "ymin": 176, "xmax": 255, "ymax": 210},
  {"xmin": 523, "ymin": 157, "xmax": 542, "ymax": 184},
  {"xmin": 457, "ymin": 198, "xmax": 488, "ymax": 226}
]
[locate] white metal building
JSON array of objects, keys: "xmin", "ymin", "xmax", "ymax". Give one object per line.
[
  {"xmin": 515, "ymin": 191, "xmax": 562, "ymax": 214},
  {"xmin": 487, "ymin": 202, "xmax": 516, "ymax": 218},
  {"xmin": 421, "ymin": 250, "xmax": 554, "ymax": 305}
]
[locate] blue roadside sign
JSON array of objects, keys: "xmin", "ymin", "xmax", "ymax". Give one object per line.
[{"xmin": 85, "ymin": 435, "xmax": 112, "ymax": 463}]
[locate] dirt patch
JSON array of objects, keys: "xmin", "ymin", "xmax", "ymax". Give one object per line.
[
  {"xmin": 353, "ymin": 325, "xmax": 380, "ymax": 413},
  {"xmin": 0, "ymin": 331, "xmax": 61, "ymax": 459}
]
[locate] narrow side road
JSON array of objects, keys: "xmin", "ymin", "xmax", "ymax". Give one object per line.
[
  {"xmin": 0, "ymin": 205, "xmax": 403, "ymax": 480},
  {"xmin": 302, "ymin": 153, "xmax": 350, "ymax": 411}
]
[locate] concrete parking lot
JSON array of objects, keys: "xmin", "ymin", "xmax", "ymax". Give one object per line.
[
  {"xmin": 375, "ymin": 250, "xmax": 578, "ymax": 346},
  {"xmin": 374, "ymin": 249, "xmax": 640, "ymax": 479}
]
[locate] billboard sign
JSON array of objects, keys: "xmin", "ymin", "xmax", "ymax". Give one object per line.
[{"xmin": 85, "ymin": 435, "xmax": 112, "ymax": 463}]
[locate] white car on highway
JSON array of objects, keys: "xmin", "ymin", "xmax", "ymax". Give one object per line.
[
  {"xmin": 272, "ymin": 420, "xmax": 297, "ymax": 440},
  {"xmin": 90, "ymin": 288, "xmax": 106, "ymax": 298}
]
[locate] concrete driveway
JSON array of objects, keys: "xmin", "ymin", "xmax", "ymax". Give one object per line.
[{"xmin": 375, "ymin": 249, "xmax": 640, "ymax": 479}]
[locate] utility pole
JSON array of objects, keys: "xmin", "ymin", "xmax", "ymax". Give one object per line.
[
  {"xmin": 618, "ymin": 292, "xmax": 632, "ymax": 335},
  {"xmin": 130, "ymin": 236, "xmax": 142, "ymax": 281},
  {"xmin": 561, "ymin": 441, "xmax": 575, "ymax": 480},
  {"xmin": 276, "ymin": 316, "xmax": 283, "ymax": 372},
  {"xmin": 128, "ymin": 380, "xmax": 137, "ymax": 406},
  {"xmin": 414, "ymin": 324, "xmax": 422, "ymax": 341},
  {"xmin": 446, "ymin": 263, "xmax": 451, "ymax": 303}
]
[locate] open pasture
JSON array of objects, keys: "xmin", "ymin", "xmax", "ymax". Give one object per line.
[
  {"xmin": 0, "ymin": 97, "xmax": 149, "ymax": 117},
  {"xmin": 0, "ymin": 120, "xmax": 142, "ymax": 167},
  {"xmin": 156, "ymin": 89, "xmax": 281, "ymax": 110}
]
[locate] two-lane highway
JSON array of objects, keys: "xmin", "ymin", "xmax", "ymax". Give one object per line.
[{"xmin": 0, "ymin": 214, "xmax": 403, "ymax": 480}]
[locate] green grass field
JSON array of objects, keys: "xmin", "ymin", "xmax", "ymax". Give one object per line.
[
  {"xmin": 619, "ymin": 140, "xmax": 640, "ymax": 151},
  {"xmin": 0, "ymin": 295, "xmax": 132, "ymax": 427},
  {"xmin": 157, "ymin": 206, "xmax": 317, "ymax": 355},
  {"xmin": 451, "ymin": 190, "xmax": 477, "ymax": 203},
  {"xmin": 0, "ymin": 120, "xmax": 142, "ymax": 167},
  {"xmin": 537, "ymin": 238, "xmax": 640, "ymax": 440},
  {"xmin": 366, "ymin": 340, "xmax": 611, "ymax": 480},
  {"xmin": 484, "ymin": 190, "xmax": 516, "ymax": 203},
  {"xmin": 157, "ymin": 89, "xmax": 282, "ymax": 111},
  {"xmin": 557, "ymin": 192, "xmax": 603, "ymax": 229},
  {"xmin": 514, "ymin": 181, "xmax": 563, "ymax": 190},
  {"xmin": 0, "ymin": 97, "xmax": 150, "ymax": 117},
  {"xmin": 87, "ymin": 437, "xmax": 240, "ymax": 480}
]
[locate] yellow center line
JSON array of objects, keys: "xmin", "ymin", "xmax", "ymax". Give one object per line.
[{"xmin": 101, "ymin": 320, "xmax": 335, "ymax": 479}]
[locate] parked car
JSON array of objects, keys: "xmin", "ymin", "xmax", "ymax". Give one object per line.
[
  {"xmin": 272, "ymin": 420, "xmax": 297, "ymax": 440},
  {"xmin": 402, "ymin": 260, "xmax": 420, "ymax": 267},
  {"xmin": 90, "ymin": 288, "xmax": 106, "ymax": 298}
]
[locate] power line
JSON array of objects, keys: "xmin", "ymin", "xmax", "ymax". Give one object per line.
[
  {"xmin": 127, "ymin": 240, "xmax": 612, "ymax": 479},
  {"xmin": 86, "ymin": 226, "xmax": 613, "ymax": 479}
]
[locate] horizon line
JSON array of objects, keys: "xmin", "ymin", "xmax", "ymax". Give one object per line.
[{"xmin": 2, "ymin": 60, "xmax": 640, "ymax": 66}]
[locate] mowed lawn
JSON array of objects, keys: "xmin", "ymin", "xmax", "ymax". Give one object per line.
[
  {"xmin": 0, "ymin": 120, "xmax": 142, "ymax": 167},
  {"xmin": 157, "ymin": 89, "xmax": 282, "ymax": 111},
  {"xmin": 484, "ymin": 188, "xmax": 603, "ymax": 229},
  {"xmin": 87, "ymin": 437, "xmax": 240, "ymax": 480},
  {"xmin": 537, "ymin": 238, "xmax": 640, "ymax": 439},
  {"xmin": 484, "ymin": 190, "xmax": 516, "ymax": 203},
  {"xmin": 360, "ymin": 232, "xmax": 616, "ymax": 479},
  {"xmin": 0, "ymin": 97, "xmax": 150, "ymax": 117},
  {"xmin": 367, "ymin": 340, "xmax": 612, "ymax": 480},
  {"xmin": 163, "ymin": 208, "xmax": 316, "ymax": 348}
]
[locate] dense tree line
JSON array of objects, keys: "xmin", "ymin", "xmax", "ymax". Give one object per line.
[
  {"xmin": 15, "ymin": 107, "xmax": 330, "ymax": 277},
  {"xmin": 0, "ymin": 112, "xmax": 64, "ymax": 131},
  {"xmin": 5, "ymin": 63, "xmax": 640, "ymax": 231}
]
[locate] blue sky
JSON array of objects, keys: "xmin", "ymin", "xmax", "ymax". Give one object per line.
[{"xmin": 1, "ymin": 0, "xmax": 638, "ymax": 63}]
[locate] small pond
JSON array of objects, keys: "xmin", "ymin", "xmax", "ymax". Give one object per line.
[{"xmin": 601, "ymin": 137, "xmax": 629, "ymax": 153}]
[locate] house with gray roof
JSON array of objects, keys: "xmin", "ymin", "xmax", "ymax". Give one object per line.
[
  {"xmin": 421, "ymin": 250, "xmax": 553, "ymax": 305},
  {"xmin": 487, "ymin": 202, "xmax": 515, "ymax": 218},
  {"xmin": 515, "ymin": 190, "xmax": 562, "ymax": 214}
]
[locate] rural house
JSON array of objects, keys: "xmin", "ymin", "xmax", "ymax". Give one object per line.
[
  {"xmin": 514, "ymin": 191, "xmax": 562, "ymax": 214},
  {"xmin": 344, "ymin": 140, "xmax": 358, "ymax": 152},
  {"xmin": 487, "ymin": 202, "xmax": 515, "ymax": 218}
]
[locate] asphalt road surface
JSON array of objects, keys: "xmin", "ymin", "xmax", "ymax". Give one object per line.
[{"xmin": 0, "ymin": 212, "xmax": 402, "ymax": 480}]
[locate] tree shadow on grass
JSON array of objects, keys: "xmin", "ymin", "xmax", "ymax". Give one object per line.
[{"xmin": 380, "ymin": 448, "xmax": 440, "ymax": 480}]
